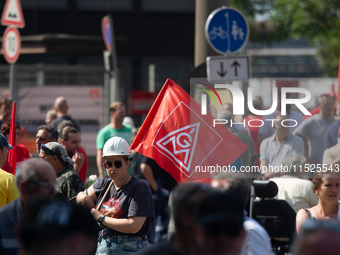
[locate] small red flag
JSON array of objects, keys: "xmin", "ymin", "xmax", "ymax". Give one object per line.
[
  {"xmin": 131, "ymin": 79, "xmax": 247, "ymax": 183},
  {"xmin": 8, "ymin": 102, "xmax": 16, "ymax": 174}
]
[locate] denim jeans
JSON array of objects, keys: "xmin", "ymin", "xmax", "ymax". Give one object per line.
[{"xmin": 96, "ymin": 235, "xmax": 149, "ymax": 255}]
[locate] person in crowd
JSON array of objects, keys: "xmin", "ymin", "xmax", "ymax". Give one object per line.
[
  {"xmin": 195, "ymin": 191, "xmax": 247, "ymax": 255},
  {"xmin": 44, "ymin": 109, "xmax": 57, "ymax": 125},
  {"xmin": 304, "ymin": 90, "xmax": 336, "ymax": 120},
  {"xmin": 96, "ymin": 101, "xmax": 133, "ymax": 178},
  {"xmin": 1, "ymin": 123, "xmax": 30, "ymax": 169},
  {"xmin": 323, "ymin": 126, "xmax": 340, "ymax": 166},
  {"xmin": 222, "ymin": 102, "xmax": 251, "ymax": 136},
  {"xmin": 324, "ymin": 99, "xmax": 340, "ymax": 151},
  {"xmin": 260, "ymin": 113, "xmax": 304, "ymax": 179},
  {"xmin": 217, "ymin": 110, "xmax": 255, "ymax": 167},
  {"xmin": 50, "ymin": 96, "xmax": 80, "ymax": 131},
  {"xmin": 76, "ymin": 137, "xmax": 154, "ymax": 254},
  {"xmin": 123, "ymin": 116, "xmax": 135, "ymax": 129},
  {"xmin": 39, "ymin": 142, "xmax": 84, "ymax": 201},
  {"xmin": 0, "ymin": 98, "xmax": 12, "ymax": 127},
  {"xmin": 0, "ymin": 158, "xmax": 56, "ymax": 255},
  {"xmin": 295, "ymin": 170, "xmax": 340, "ymax": 234},
  {"xmin": 139, "ymin": 157, "xmax": 170, "ymax": 244},
  {"xmin": 140, "ymin": 182, "xmax": 214, "ymax": 255},
  {"xmin": 243, "ymin": 96, "xmax": 264, "ymax": 166},
  {"xmin": 211, "ymin": 172, "xmax": 272, "ymax": 255},
  {"xmin": 292, "ymin": 220, "xmax": 340, "ymax": 255},
  {"xmin": 0, "ymin": 134, "xmax": 18, "ymax": 207},
  {"xmin": 269, "ymin": 154, "xmax": 317, "ymax": 213},
  {"xmin": 131, "ymin": 127, "xmax": 174, "ymax": 244},
  {"xmin": 258, "ymin": 93, "xmax": 304, "ymax": 144},
  {"xmin": 57, "ymin": 120, "xmax": 88, "ymax": 184},
  {"xmin": 293, "ymin": 94, "xmax": 334, "ymax": 165},
  {"xmin": 17, "ymin": 197, "xmax": 98, "ymax": 255},
  {"xmin": 35, "ymin": 125, "xmax": 58, "ymax": 153},
  {"xmin": 59, "ymin": 126, "xmax": 84, "ymax": 174}
]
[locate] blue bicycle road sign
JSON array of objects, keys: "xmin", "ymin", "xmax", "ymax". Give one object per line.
[{"xmin": 205, "ymin": 7, "xmax": 249, "ymax": 54}]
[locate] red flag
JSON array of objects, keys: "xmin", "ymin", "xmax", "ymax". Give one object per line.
[
  {"xmin": 336, "ymin": 50, "xmax": 340, "ymax": 105},
  {"xmin": 131, "ymin": 79, "xmax": 247, "ymax": 183},
  {"xmin": 8, "ymin": 102, "xmax": 16, "ymax": 174}
]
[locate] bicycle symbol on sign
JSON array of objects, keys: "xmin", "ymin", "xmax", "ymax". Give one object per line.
[{"xmin": 209, "ymin": 26, "xmax": 227, "ymax": 40}]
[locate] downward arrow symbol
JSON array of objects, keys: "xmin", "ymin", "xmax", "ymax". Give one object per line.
[{"xmin": 217, "ymin": 62, "xmax": 227, "ymax": 77}]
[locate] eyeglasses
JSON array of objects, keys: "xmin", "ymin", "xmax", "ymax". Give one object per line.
[
  {"xmin": 203, "ymin": 221, "xmax": 242, "ymax": 238},
  {"xmin": 41, "ymin": 144, "xmax": 55, "ymax": 156},
  {"xmin": 103, "ymin": 160, "xmax": 123, "ymax": 169},
  {"xmin": 26, "ymin": 180, "xmax": 55, "ymax": 190}
]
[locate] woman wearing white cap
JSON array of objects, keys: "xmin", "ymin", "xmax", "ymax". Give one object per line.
[{"xmin": 76, "ymin": 137, "xmax": 154, "ymax": 255}]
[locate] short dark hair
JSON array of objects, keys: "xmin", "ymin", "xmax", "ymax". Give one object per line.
[
  {"xmin": 37, "ymin": 125, "xmax": 59, "ymax": 141},
  {"xmin": 172, "ymin": 183, "xmax": 214, "ymax": 229},
  {"xmin": 212, "ymin": 172, "xmax": 250, "ymax": 208},
  {"xmin": 318, "ymin": 94, "xmax": 333, "ymax": 104},
  {"xmin": 59, "ymin": 126, "xmax": 79, "ymax": 142},
  {"xmin": 57, "ymin": 120, "xmax": 76, "ymax": 135}
]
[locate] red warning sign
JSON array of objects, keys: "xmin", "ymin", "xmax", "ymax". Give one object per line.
[
  {"xmin": 1, "ymin": 0, "xmax": 25, "ymax": 28},
  {"xmin": 2, "ymin": 26, "xmax": 21, "ymax": 64}
]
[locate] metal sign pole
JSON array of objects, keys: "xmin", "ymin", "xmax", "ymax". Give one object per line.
[
  {"xmin": 108, "ymin": 15, "xmax": 119, "ymax": 103},
  {"xmin": 9, "ymin": 63, "xmax": 16, "ymax": 101}
]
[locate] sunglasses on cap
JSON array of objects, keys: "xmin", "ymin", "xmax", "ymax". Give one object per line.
[
  {"xmin": 103, "ymin": 160, "xmax": 123, "ymax": 169},
  {"xmin": 41, "ymin": 144, "xmax": 55, "ymax": 156}
]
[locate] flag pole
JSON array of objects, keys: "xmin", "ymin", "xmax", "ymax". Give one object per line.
[{"xmin": 8, "ymin": 101, "xmax": 16, "ymax": 174}]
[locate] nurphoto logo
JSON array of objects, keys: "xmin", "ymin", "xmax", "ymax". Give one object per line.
[{"xmin": 195, "ymin": 82, "xmax": 312, "ymax": 129}]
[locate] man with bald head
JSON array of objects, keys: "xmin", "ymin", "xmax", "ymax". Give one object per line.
[
  {"xmin": 0, "ymin": 158, "xmax": 56, "ymax": 255},
  {"xmin": 50, "ymin": 96, "xmax": 80, "ymax": 132}
]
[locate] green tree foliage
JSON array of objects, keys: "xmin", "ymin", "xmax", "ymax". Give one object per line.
[{"xmin": 230, "ymin": 0, "xmax": 340, "ymax": 76}]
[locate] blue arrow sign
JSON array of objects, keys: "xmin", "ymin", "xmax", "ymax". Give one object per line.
[{"xmin": 205, "ymin": 7, "xmax": 249, "ymax": 54}]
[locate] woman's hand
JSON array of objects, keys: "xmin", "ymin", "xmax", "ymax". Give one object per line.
[{"xmin": 91, "ymin": 208, "xmax": 103, "ymax": 222}]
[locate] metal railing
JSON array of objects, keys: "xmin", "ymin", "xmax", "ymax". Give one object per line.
[{"xmin": 0, "ymin": 65, "xmax": 105, "ymax": 87}]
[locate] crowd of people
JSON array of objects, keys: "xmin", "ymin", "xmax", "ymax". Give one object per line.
[{"xmin": 0, "ymin": 91, "xmax": 340, "ymax": 255}]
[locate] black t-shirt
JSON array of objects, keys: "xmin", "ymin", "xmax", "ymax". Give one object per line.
[
  {"xmin": 132, "ymin": 152, "xmax": 145, "ymax": 179},
  {"xmin": 134, "ymin": 153, "xmax": 177, "ymax": 192},
  {"xmin": 93, "ymin": 176, "xmax": 154, "ymax": 236},
  {"xmin": 141, "ymin": 156, "xmax": 161, "ymax": 180}
]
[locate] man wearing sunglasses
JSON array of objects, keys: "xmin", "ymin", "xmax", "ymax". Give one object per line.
[
  {"xmin": 77, "ymin": 137, "xmax": 154, "ymax": 255},
  {"xmin": 0, "ymin": 158, "xmax": 56, "ymax": 255},
  {"xmin": 39, "ymin": 142, "xmax": 84, "ymax": 202}
]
